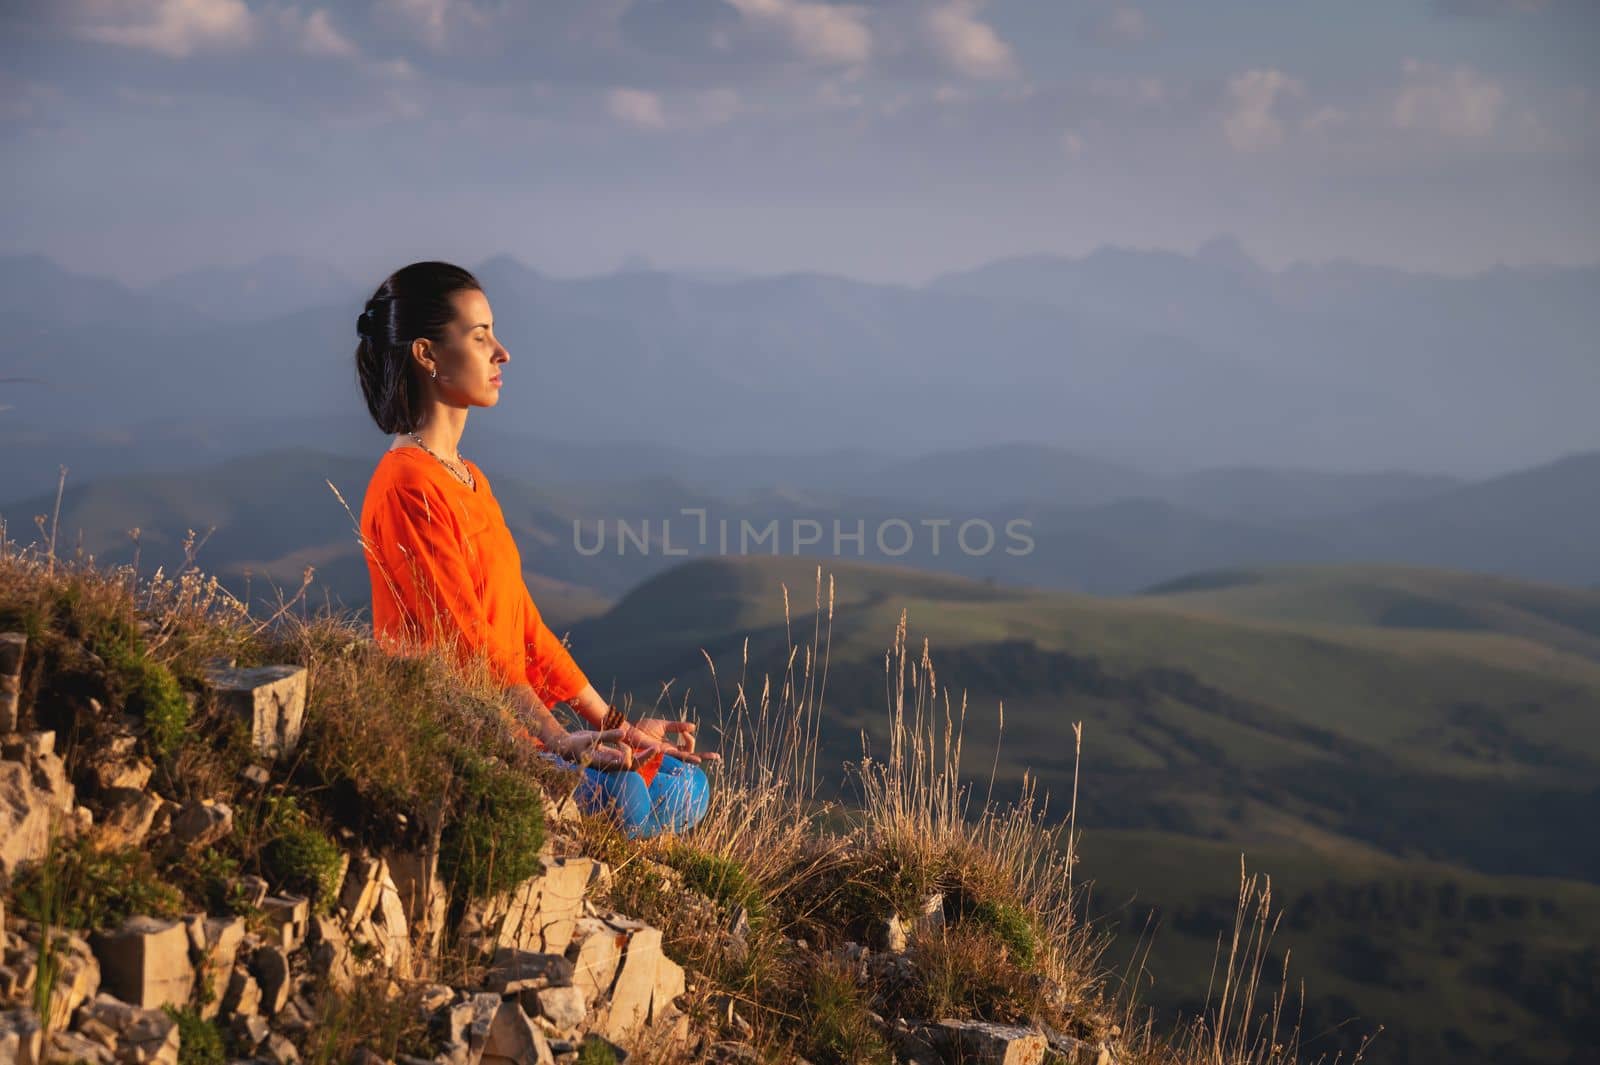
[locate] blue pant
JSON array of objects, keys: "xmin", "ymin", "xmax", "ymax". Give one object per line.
[{"xmin": 572, "ymin": 754, "xmax": 710, "ymax": 839}]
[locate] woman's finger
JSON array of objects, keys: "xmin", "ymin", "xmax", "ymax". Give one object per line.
[
  {"xmin": 590, "ymin": 746, "xmax": 629, "ymax": 771},
  {"xmin": 662, "ymin": 721, "xmax": 697, "ymax": 752}
]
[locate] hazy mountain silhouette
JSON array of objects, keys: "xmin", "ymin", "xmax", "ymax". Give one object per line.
[{"xmin": 4, "ymin": 242, "xmax": 1595, "ymax": 478}]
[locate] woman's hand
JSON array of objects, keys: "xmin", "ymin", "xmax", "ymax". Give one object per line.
[
  {"xmin": 626, "ymin": 718, "xmax": 721, "ymax": 765},
  {"xmin": 549, "ymin": 728, "xmax": 650, "ymax": 770}
]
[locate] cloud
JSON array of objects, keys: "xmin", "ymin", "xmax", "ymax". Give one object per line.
[
  {"xmin": 1083, "ymin": 4, "xmax": 1152, "ymax": 45},
  {"xmin": 1223, "ymin": 68, "xmax": 1303, "ymax": 151},
  {"xmin": 294, "ymin": 9, "xmax": 358, "ymax": 58},
  {"xmin": 924, "ymin": 0, "xmax": 1016, "ymax": 80},
  {"xmin": 1431, "ymin": 0, "xmax": 1549, "ymax": 14},
  {"xmin": 385, "ymin": 0, "xmax": 492, "ymax": 51},
  {"xmin": 1391, "ymin": 59, "xmax": 1504, "ymax": 137},
  {"xmin": 603, "ymin": 85, "xmax": 745, "ymax": 131},
  {"xmin": 695, "ymin": 87, "xmax": 743, "ymax": 125},
  {"xmin": 74, "ymin": 0, "xmax": 255, "ymax": 57},
  {"xmin": 1089, "ymin": 75, "xmax": 1166, "ymax": 107},
  {"xmin": 723, "ymin": 0, "xmax": 872, "ymax": 66},
  {"xmin": 608, "ymin": 87, "xmax": 667, "ymax": 129},
  {"xmin": 1300, "ymin": 104, "xmax": 1349, "ymax": 133}
]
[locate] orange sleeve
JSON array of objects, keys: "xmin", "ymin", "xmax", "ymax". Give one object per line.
[
  {"xmin": 368, "ymin": 481, "xmax": 528, "ymax": 693},
  {"xmin": 524, "ymin": 590, "xmax": 592, "ymax": 708}
]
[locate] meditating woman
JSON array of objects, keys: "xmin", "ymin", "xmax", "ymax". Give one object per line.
[{"xmin": 354, "ymin": 260, "xmax": 713, "ymax": 838}]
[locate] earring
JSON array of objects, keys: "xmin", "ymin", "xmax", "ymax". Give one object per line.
[{"xmin": 431, "ymin": 369, "xmax": 437, "ymax": 379}]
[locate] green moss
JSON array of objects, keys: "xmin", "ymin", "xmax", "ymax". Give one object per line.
[
  {"xmin": 610, "ymin": 860, "xmax": 676, "ymax": 919},
  {"xmin": 576, "ymin": 1037, "xmax": 621, "ymax": 1065},
  {"xmin": 969, "ymin": 899, "xmax": 1041, "ymax": 969},
  {"xmin": 438, "ymin": 745, "xmax": 546, "ymax": 901},
  {"xmin": 82, "ymin": 607, "xmax": 189, "ymax": 758},
  {"xmin": 260, "ymin": 796, "xmax": 343, "ymax": 915},
  {"xmin": 197, "ymin": 848, "xmax": 247, "ymax": 916},
  {"xmin": 11, "ymin": 836, "xmax": 183, "ymax": 933},
  {"xmin": 163, "ymin": 1006, "xmax": 226, "ymax": 1065},
  {"xmin": 664, "ymin": 846, "xmax": 766, "ymax": 921}
]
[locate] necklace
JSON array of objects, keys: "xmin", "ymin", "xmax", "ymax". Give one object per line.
[{"xmin": 406, "ymin": 431, "xmax": 476, "ymax": 490}]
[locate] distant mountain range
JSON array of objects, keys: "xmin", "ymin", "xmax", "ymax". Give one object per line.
[
  {"xmin": 0, "ymin": 442, "xmax": 1596, "ymax": 630},
  {"xmin": 1, "ymin": 241, "xmax": 1594, "ymax": 477}
]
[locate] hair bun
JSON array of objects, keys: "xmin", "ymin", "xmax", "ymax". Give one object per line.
[{"xmin": 356, "ymin": 308, "xmax": 376, "ymax": 338}]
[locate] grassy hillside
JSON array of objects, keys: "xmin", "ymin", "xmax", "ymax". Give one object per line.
[
  {"xmin": 571, "ymin": 555, "xmax": 1600, "ymax": 1064},
  {"xmin": 1138, "ymin": 563, "xmax": 1600, "ymax": 662},
  {"xmin": 579, "ymin": 556, "xmax": 1600, "ymax": 785},
  {"xmin": 1083, "ymin": 829, "xmax": 1600, "ymax": 1065}
]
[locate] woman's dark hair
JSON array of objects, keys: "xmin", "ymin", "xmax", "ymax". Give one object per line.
[{"xmin": 355, "ymin": 260, "xmax": 481, "ymax": 434}]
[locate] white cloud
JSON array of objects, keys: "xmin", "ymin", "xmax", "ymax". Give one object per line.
[
  {"xmin": 369, "ymin": 57, "xmax": 418, "ymax": 80},
  {"xmin": 1301, "ymin": 104, "xmax": 1349, "ymax": 133},
  {"xmin": 296, "ymin": 9, "xmax": 358, "ymax": 58},
  {"xmin": 695, "ymin": 88, "xmax": 743, "ymax": 126},
  {"xmin": 924, "ymin": 0, "xmax": 1017, "ymax": 80},
  {"xmin": 385, "ymin": 0, "xmax": 491, "ymax": 51},
  {"xmin": 1089, "ymin": 75, "xmax": 1166, "ymax": 107},
  {"xmin": 608, "ymin": 87, "xmax": 667, "ymax": 130},
  {"xmin": 723, "ymin": 0, "xmax": 872, "ymax": 66},
  {"xmin": 75, "ymin": 0, "xmax": 255, "ymax": 58},
  {"xmin": 603, "ymin": 87, "xmax": 744, "ymax": 131},
  {"xmin": 1085, "ymin": 5, "xmax": 1152, "ymax": 45},
  {"xmin": 814, "ymin": 78, "xmax": 865, "ymax": 110},
  {"xmin": 1223, "ymin": 68, "xmax": 1303, "ymax": 151},
  {"xmin": 1391, "ymin": 59, "xmax": 1504, "ymax": 138}
]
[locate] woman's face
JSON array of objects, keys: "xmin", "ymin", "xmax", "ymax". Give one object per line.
[{"xmin": 420, "ymin": 287, "xmax": 509, "ymax": 407}]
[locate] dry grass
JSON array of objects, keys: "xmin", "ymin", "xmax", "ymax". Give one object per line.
[{"xmin": 1112, "ymin": 858, "xmax": 1381, "ymax": 1065}]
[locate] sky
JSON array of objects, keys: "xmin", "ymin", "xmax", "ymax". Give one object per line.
[{"xmin": 2, "ymin": 0, "xmax": 1597, "ymax": 289}]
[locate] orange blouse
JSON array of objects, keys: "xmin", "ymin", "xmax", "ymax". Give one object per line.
[{"xmin": 359, "ymin": 447, "xmax": 592, "ymax": 717}]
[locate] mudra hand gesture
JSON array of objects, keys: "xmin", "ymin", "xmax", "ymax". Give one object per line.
[
  {"xmin": 622, "ymin": 717, "xmax": 720, "ymax": 766},
  {"xmin": 548, "ymin": 727, "xmax": 643, "ymax": 771}
]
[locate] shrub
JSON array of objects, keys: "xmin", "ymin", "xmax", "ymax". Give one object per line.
[
  {"xmin": 299, "ymin": 976, "xmax": 439, "ymax": 1064},
  {"xmin": 576, "ymin": 1037, "xmax": 621, "ymax": 1065},
  {"xmin": 969, "ymin": 898, "xmax": 1041, "ymax": 969},
  {"xmin": 664, "ymin": 845, "xmax": 766, "ymax": 921},
  {"xmin": 438, "ymin": 744, "xmax": 546, "ymax": 902},
  {"xmin": 902, "ymin": 920, "xmax": 1033, "ymax": 1025},
  {"xmin": 259, "ymin": 795, "xmax": 343, "ymax": 914},
  {"xmin": 163, "ymin": 1006, "xmax": 226, "ymax": 1065},
  {"xmin": 78, "ymin": 600, "xmax": 190, "ymax": 759},
  {"xmin": 11, "ymin": 835, "xmax": 184, "ymax": 932},
  {"xmin": 803, "ymin": 953, "xmax": 893, "ymax": 1065}
]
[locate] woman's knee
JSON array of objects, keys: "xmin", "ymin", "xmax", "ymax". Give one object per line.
[
  {"xmin": 649, "ymin": 759, "xmax": 710, "ymax": 834},
  {"xmin": 575, "ymin": 767, "xmax": 655, "ymax": 837}
]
